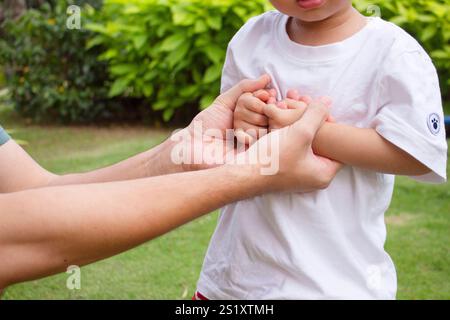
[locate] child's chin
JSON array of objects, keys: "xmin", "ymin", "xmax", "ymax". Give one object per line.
[
  {"xmin": 290, "ymin": 12, "xmax": 333, "ymax": 23},
  {"xmin": 286, "ymin": 7, "xmax": 335, "ymax": 23},
  {"xmin": 282, "ymin": 8, "xmax": 332, "ymax": 24}
]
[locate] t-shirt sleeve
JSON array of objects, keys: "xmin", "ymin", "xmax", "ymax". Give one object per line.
[
  {"xmin": 371, "ymin": 49, "xmax": 447, "ymax": 183},
  {"xmin": 0, "ymin": 126, "xmax": 11, "ymax": 146}
]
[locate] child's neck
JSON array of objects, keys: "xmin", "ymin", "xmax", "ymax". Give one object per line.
[{"xmin": 287, "ymin": 7, "xmax": 367, "ymax": 46}]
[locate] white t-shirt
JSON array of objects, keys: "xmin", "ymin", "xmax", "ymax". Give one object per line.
[{"xmin": 197, "ymin": 11, "xmax": 447, "ymax": 300}]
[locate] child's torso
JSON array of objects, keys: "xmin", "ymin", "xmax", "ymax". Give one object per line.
[{"xmin": 197, "ymin": 12, "xmax": 400, "ymax": 300}]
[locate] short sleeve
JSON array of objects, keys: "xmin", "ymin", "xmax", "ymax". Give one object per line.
[
  {"xmin": 0, "ymin": 126, "xmax": 11, "ymax": 146},
  {"xmin": 371, "ymin": 50, "xmax": 447, "ymax": 183}
]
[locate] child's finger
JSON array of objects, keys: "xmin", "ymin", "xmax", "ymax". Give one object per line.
[
  {"xmin": 298, "ymin": 95, "xmax": 313, "ymax": 105},
  {"xmin": 286, "ymin": 89, "xmax": 300, "ymax": 101},
  {"xmin": 239, "ymin": 107, "xmax": 269, "ymax": 126},
  {"xmin": 267, "ymin": 97, "xmax": 277, "ymax": 105},
  {"xmin": 262, "ymin": 104, "xmax": 281, "ymax": 120},
  {"xmin": 286, "ymin": 90, "xmax": 313, "ymax": 106},
  {"xmin": 253, "ymin": 89, "xmax": 271, "ymax": 102},
  {"xmin": 284, "ymin": 98, "xmax": 308, "ymax": 111},
  {"xmin": 277, "ymin": 101, "xmax": 288, "ymax": 109},
  {"xmin": 263, "ymin": 104, "xmax": 304, "ymax": 127},
  {"xmin": 268, "ymin": 88, "xmax": 277, "ymax": 98},
  {"xmin": 239, "ymin": 93, "xmax": 267, "ymax": 114}
]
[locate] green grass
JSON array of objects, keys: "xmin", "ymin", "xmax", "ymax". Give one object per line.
[{"xmin": 1, "ymin": 106, "xmax": 449, "ymax": 300}]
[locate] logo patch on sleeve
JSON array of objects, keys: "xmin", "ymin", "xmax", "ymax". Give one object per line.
[{"xmin": 427, "ymin": 113, "xmax": 441, "ymax": 135}]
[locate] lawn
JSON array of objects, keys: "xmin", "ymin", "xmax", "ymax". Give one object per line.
[{"xmin": 1, "ymin": 107, "xmax": 449, "ymax": 300}]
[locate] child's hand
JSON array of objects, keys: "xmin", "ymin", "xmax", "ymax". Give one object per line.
[
  {"xmin": 265, "ymin": 100, "xmax": 308, "ymax": 130},
  {"xmin": 233, "ymin": 89, "xmax": 276, "ymax": 145},
  {"xmin": 264, "ymin": 90, "xmax": 333, "ymax": 130}
]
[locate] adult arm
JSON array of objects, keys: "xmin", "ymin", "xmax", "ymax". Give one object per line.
[
  {"xmin": 0, "ymin": 137, "xmax": 181, "ymax": 193},
  {"xmin": 0, "ymin": 164, "xmax": 268, "ymax": 288},
  {"xmin": 0, "ymin": 76, "xmax": 273, "ymax": 193},
  {"xmin": 0, "ymin": 101, "xmax": 338, "ymax": 289}
]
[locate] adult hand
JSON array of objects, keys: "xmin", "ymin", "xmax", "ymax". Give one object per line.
[
  {"xmin": 172, "ymin": 75, "xmax": 271, "ymax": 171},
  {"xmin": 191, "ymin": 74, "xmax": 271, "ymax": 135},
  {"xmin": 245, "ymin": 100, "xmax": 343, "ymax": 192}
]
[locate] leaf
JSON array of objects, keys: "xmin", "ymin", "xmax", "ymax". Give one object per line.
[
  {"xmin": 85, "ymin": 22, "xmax": 108, "ymax": 34},
  {"xmin": 172, "ymin": 7, "xmax": 195, "ymax": 26},
  {"xmin": 207, "ymin": 15, "xmax": 222, "ymax": 30},
  {"xmin": 110, "ymin": 64, "xmax": 138, "ymax": 76},
  {"xmin": 160, "ymin": 33, "xmax": 187, "ymax": 52},
  {"xmin": 203, "ymin": 45, "xmax": 224, "ymax": 64},
  {"xmin": 232, "ymin": 7, "xmax": 248, "ymax": 20},
  {"xmin": 124, "ymin": 5, "xmax": 140, "ymax": 15},
  {"xmin": 85, "ymin": 35, "xmax": 104, "ymax": 50},
  {"xmin": 420, "ymin": 25, "xmax": 437, "ymax": 42},
  {"xmin": 153, "ymin": 100, "xmax": 168, "ymax": 111},
  {"xmin": 165, "ymin": 42, "xmax": 191, "ymax": 69},
  {"xmin": 98, "ymin": 48, "xmax": 118, "ymax": 61},
  {"xmin": 144, "ymin": 69, "xmax": 159, "ymax": 81},
  {"xmin": 389, "ymin": 15, "xmax": 408, "ymax": 26},
  {"xmin": 163, "ymin": 108, "xmax": 174, "ymax": 121},
  {"xmin": 133, "ymin": 34, "xmax": 148, "ymax": 50},
  {"xmin": 200, "ymin": 94, "xmax": 216, "ymax": 109},
  {"xmin": 431, "ymin": 50, "xmax": 450, "ymax": 60},
  {"xmin": 194, "ymin": 20, "xmax": 208, "ymax": 33},
  {"xmin": 203, "ymin": 64, "xmax": 223, "ymax": 83},
  {"xmin": 179, "ymin": 84, "xmax": 198, "ymax": 98},
  {"xmin": 142, "ymin": 85, "xmax": 154, "ymax": 97},
  {"xmin": 108, "ymin": 77, "xmax": 130, "ymax": 97}
]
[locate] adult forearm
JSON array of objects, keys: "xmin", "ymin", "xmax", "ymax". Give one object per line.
[
  {"xmin": 312, "ymin": 122, "xmax": 430, "ymax": 175},
  {"xmin": 49, "ymin": 138, "xmax": 182, "ymax": 186},
  {"xmin": 0, "ymin": 164, "xmax": 267, "ymax": 288}
]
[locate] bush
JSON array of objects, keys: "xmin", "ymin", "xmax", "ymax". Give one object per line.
[
  {"xmin": 87, "ymin": 0, "xmax": 271, "ymax": 121},
  {"xmin": 1, "ymin": 0, "xmax": 448, "ymax": 124},
  {"xmin": 0, "ymin": 0, "xmax": 112, "ymax": 123},
  {"xmin": 354, "ymin": 0, "xmax": 450, "ymax": 109},
  {"xmin": 89, "ymin": 0, "xmax": 449, "ymax": 122}
]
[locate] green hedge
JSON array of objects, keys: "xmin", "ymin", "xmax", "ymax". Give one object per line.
[
  {"xmin": 88, "ymin": 0, "xmax": 449, "ymax": 121},
  {"xmin": 0, "ymin": 0, "xmax": 111, "ymax": 123},
  {"xmin": 86, "ymin": 0, "xmax": 271, "ymax": 121},
  {"xmin": 1, "ymin": 0, "xmax": 449, "ymax": 123},
  {"xmin": 355, "ymin": 0, "xmax": 450, "ymax": 106}
]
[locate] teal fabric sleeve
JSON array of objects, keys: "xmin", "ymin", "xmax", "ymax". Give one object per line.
[{"xmin": 0, "ymin": 126, "xmax": 11, "ymax": 146}]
